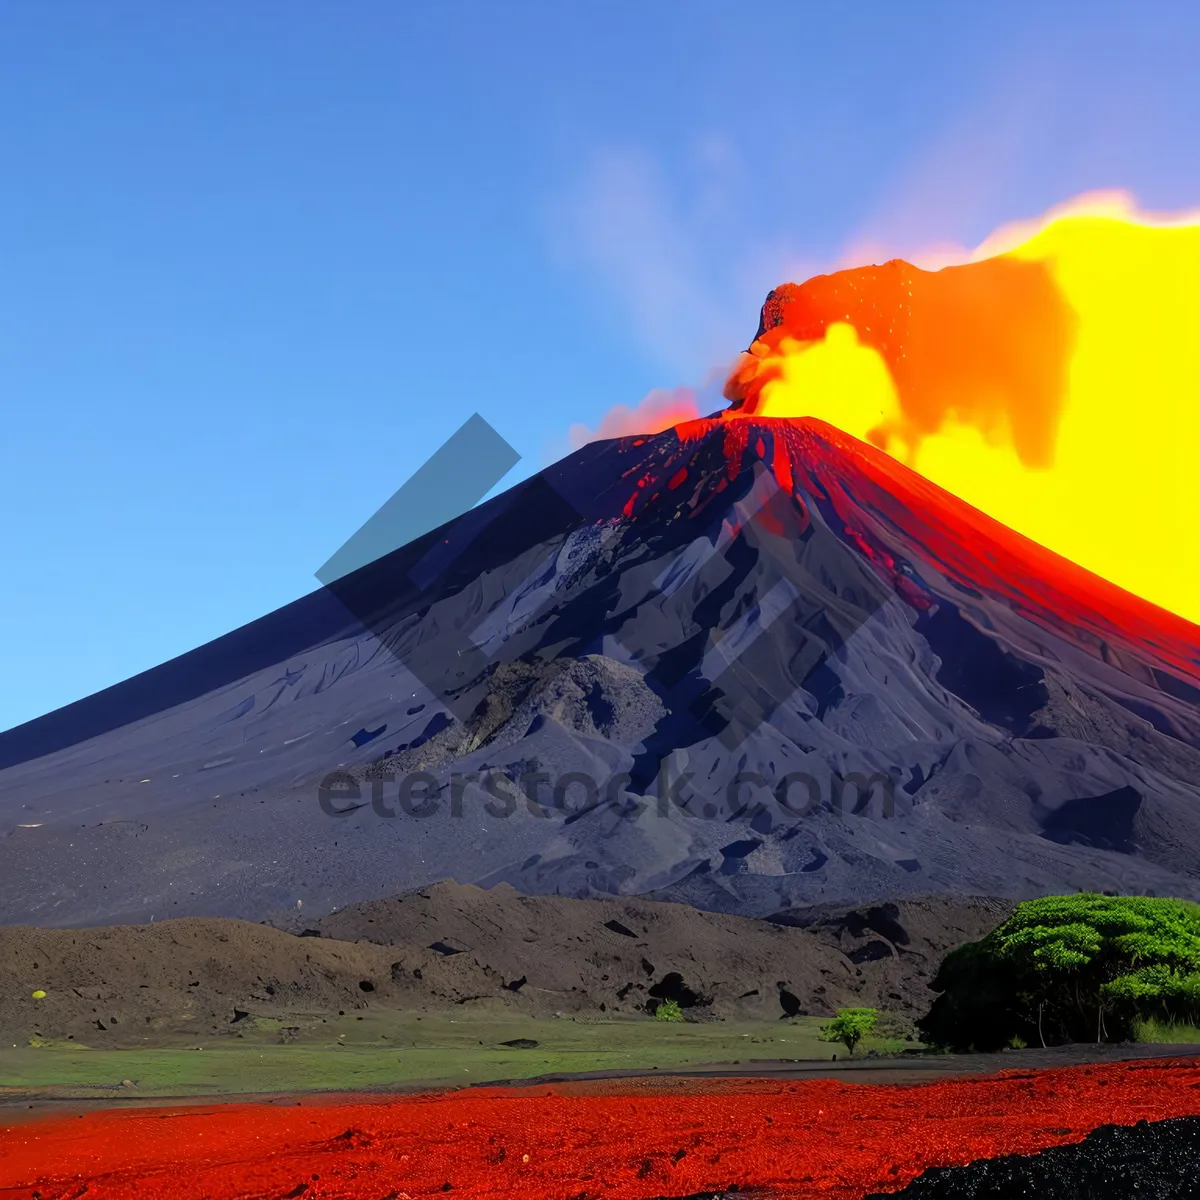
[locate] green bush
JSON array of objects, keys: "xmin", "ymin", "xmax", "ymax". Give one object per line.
[
  {"xmin": 919, "ymin": 894, "xmax": 1200, "ymax": 1051},
  {"xmin": 1131, "ymin": 1015, "xmax": 1200, "ymax": 1044},
  {"xmin": 654, "ymin": 999, "xmax": 684, "ymax": 1022},
  {"xmin": 818, "ymin": 1007, "xmax": 877, "ymax": 1056}
]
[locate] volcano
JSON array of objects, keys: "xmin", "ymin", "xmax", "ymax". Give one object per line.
[{"xmin": 2, "ymin": 379, "xmax": 1199, "ymax": 928}]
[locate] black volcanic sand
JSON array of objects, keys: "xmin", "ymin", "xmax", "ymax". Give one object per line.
[
  {"xmin": 0, "ymin": 881, "xmax": 1010, "ymax": 1046},
  {"xmin": 477, "ymin": 1042, "xmax": 1200, "ymax": 1090},
  {"xmin": 867, "ymin": 1115, "xmax": 1200, "ymax": 1199}
]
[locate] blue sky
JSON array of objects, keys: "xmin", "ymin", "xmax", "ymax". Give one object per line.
[{"xmin": 2, "ymin": 1, "xmax": 1198, "ymax": 732}]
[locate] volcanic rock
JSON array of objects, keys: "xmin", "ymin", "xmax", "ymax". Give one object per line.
[{"xmin": 867, "ymin": 1115, "xmax": 1200, "ymax": 1199}]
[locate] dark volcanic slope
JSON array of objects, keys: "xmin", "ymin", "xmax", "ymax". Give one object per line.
[
  {"xmin": 315, "ymin": 880, "xmax": 1012, "ymax": 1022},
  {"xmin": 1, "ymin": 416, "xmax": 1199, "ymax": 926},
  {"xmin": 0, "ymin": 881, "xmax": 1007, "ymax": 1044}
]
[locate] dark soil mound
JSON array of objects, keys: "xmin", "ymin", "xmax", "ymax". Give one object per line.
[
  {"xmin": 869, "ymin": 1115, "xmax": 1200, "ymax": 1199},
  {"xmin": 315, "ymin": 881, "xmax": 1010, "ymax": 1023},
  {"xmin": 0, "ymin": 881, "xmax": 1009, "ymax": 1044}
]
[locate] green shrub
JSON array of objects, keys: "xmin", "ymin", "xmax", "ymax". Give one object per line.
[
  {"xmin": 818, "ymin": 1007, "xmax": 877, "ymax": 1056},
  {"xmin": 1131, "ymin": 1015, "xmax": 1200, "ymax": 1044},
  {"xmin": 919, "ymin": 894, "xmax": 1200, "ymax": 1051},
  {"xmin": 654, "ymin": 999, "xmax": 684, "ymax": 1022}
]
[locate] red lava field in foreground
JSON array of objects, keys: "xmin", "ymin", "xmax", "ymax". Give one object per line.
[{"xmin": 3, "ymin": 1058, "xmax": 1200, "ymax": 1199}]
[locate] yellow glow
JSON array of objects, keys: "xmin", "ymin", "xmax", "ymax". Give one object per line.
[
  {"xmin": 755, "ymin": 323, "xmax": 901, "ymax": 431},
  {"xmin": 751, "ymin": 206, "xmax": 1200, "ymax": 622}
]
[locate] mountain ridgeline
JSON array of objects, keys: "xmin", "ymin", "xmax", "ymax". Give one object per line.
[{"xmin": 1, "ymin": 415, "xmax": 1199, "ymax": 927}]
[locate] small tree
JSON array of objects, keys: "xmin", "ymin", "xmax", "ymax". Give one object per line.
[
  {"xmin": 819, "ymin": 1007, "xmax": 877, "ymax": 1056},
  {"xmin": 919, "ymin": 895, "xmax": 1200, "ymax": 1051},
  {"xmin": 654, "ymin": 999, "xmax": 684, "ymax": 1022}
]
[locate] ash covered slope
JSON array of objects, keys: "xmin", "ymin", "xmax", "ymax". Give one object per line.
[{"xmin": 1, "ymin": 415, "xmax": 1199, "ymax": 927}]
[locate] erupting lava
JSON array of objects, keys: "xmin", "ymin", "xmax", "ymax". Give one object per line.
[{"xmin": 723, "ymin": 193, "xmax": 1200, "ymax": 623}]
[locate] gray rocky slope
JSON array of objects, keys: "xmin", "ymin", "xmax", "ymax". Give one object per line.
[{"xmin": 1, "ymin": 416, "xmax": 1198, "ymax": 927}]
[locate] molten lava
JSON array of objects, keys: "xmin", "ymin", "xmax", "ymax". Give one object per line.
[{"xmin": 724, "ymin": 194, "xmax": 1200, "ymax": 623}]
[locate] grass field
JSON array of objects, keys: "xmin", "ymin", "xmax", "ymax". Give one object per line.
[
  {"xmin": 0, "ymin": 1011, "xmax": 912, "ymax": 1100},
  {"xmin": 1132, "ymin": 1016, "xmax": 1200, "ymax": 1044}
]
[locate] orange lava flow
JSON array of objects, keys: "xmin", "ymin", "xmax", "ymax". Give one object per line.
[
  {"xmin": 622, "ymin": 416, "xmax": 1200, "ymax": 686},
  {"xmin": 723, "ymin": 194, "xmax": 1200, "ymax": 622},
  {"xmin": 3, "ymin": 1059, "xmax": 1200, "ymax": 1199}
]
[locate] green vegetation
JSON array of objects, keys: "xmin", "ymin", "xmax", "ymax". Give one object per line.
[
  {"xmin": 817, "ymin": 1008, "xmax": 877, "ymax": 1056},
  {"xmin": 1131, "ymin": 1015, "xmax": 1200, "ymax": 1044},
  {"xmin": 0, "ymin": 1012, "xmax": 878, "ymax": 1101},
  {"xmin": 919, "ymin": 894, "xmax": 1200, "ymax": 1051},
  {"xmin": 653, "ymin": 999, "xmax": 684, "ymax": 1022}
]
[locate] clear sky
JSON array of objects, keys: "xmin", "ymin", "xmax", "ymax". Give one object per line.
[{"xmin": 2, "ymin": 1, "xmax": 1198, "ymax": 733}]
